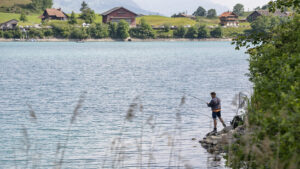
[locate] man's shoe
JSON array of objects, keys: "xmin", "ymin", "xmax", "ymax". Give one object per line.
[
  {"xmin": 213, "ymin": 128, "xmax": 217, "ymax": 133},
  {"xmin": 223, "ymin": 123, "xmax": 227, "ymax": 128}
]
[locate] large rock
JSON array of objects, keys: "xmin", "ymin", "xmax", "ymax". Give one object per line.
[{"xmin": 199, "ymin": 118, "xmax": 246, "ymax": 154}]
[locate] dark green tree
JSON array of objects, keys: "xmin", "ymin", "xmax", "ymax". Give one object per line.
[
  {"xmin": 193, "ymin": 6, "xmax": 206, "ymax": 16},
  {"xmin": 197, "ymin": 25, "xmax": 208, "ymax": 38},
  {"xmin": 173, "ymin": 26, "xmax": 187, "ymax": 38},
  {"xmin": 226, "ymin": 1, "xmax": 300, "ymax": 168},
  {"xmin": 233, "ymin": 3, "xmax": 244, "ymax": 16},
  {"xmin": 210, "ymin": 27, "xmax": 222, "ymax": 38},
  {"xmin": 130, "ymin": 18, "xmax": 155, "ymax": 39},
  {"xmin": 80, "ymin": 8, "xmax": 96, "ymax": 24},
  {"xmin": 117, "ymin": 20, "xmax": 130, "ymax": 39},
  {"xmin": 185, "ymin": 26, "xmax": 198, "ymax": 38},
  {"xmin": 163, "ymin": 23, "xmax": 171, "ymax": 32},
  {"xmin": 20, "ymin": 11, "xmax": 28, "ymax": 22},
  {"xmin": 68, "ymin": 11, "xmax": 77, "ymax": 24},
  {"xmin": 31, "ymin": 0, "xmax": 52, "ymax": 11},
  {"xmin": 69, "ymin": 28, "xmax": 88, "ymax": 40},
  {"xmin": 42, "ymin": 0, "xmax": 53, "ymax": 10},
  {"xmin": 207, "ymin": 9, "xmax": 217, "ymax": 18},
  {"xmin": 109, "ymin": 22, "xmax": 118, "ymax": 38},
  {"xmin": 88, "ymin": 23, "xmax": 109, "ymax": 38},
  {"xmin": 31, "ymin": 0, "xmax": 42, "ymax": 10},
  {"xmin": 80, "ymin": 1, "xmax": 89, "ymax": 12}
]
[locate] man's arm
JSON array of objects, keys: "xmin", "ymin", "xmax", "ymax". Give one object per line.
[{"xmin": 207, "ymin": 100, "xmax": 214, "ymax": 107}]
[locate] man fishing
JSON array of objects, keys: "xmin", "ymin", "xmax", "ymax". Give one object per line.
[{"xmin": 207, "ymin": 92, "xmax": 226, "ymax": 132}]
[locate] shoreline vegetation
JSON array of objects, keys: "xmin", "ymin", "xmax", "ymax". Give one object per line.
[{"xmin": 0, "ymin": 37, "xmax": 232, "ymax": 42}]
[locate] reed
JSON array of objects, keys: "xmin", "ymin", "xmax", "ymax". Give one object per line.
[{"xmin": 15, "ymin": 93, "xmax": 196, "ymax": 168}]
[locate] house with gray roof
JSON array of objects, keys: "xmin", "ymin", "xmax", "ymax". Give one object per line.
[
  {"xmin": 247, "ymin": 10, "xmax": 291, "ymax": 22},
  {"xmin": 0, "ymin": 19, "xmax": 18, "ymax": 30}
]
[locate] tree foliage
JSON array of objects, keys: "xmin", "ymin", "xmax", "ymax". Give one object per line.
[
  {"xmin": 31, "ymin": 0, "xmax": 53, "ymax": 11},
  {"xmin": 68, "ymin": 11, "xmax": 77, "ymax": 24},
  {"xmin": 80, "ymin": 1, "xmax": 89, "ymax": 12},
  {"xmin": 69, "ymin": 28, "xmax": 88, "ymax": 40},
  {"xmin": 109, "ymin": 22, "xmax": 118, "ymax": 38},
  {"xmin": 87, "ymin": 23, "xmax": 109, "ymax": 38},
  {"xmin": 79, "ymin": 1, "xmax": 96, "ymax": 24},
  {"xmin": 117, "ymin": 20, "xmax": 130, "ymax": 39},
  {"xmin": 185, "ymin": 26, "xmax": 198, "ymax": 38},
  {"xmin": 207, "ymin": 9, "xmax": 217, "ymax": 18},
  {"xmin": 173, "ymin": 26, "xmax": 186, "ymax": 38},
  {"xmin": 227, "ymin": 1, "xmax": 300, "ymax": 168},
  {"xmin": 80, "ymin": 8, "xmax": 96, "ymax": 24},
  {"xmin": 233, "ymin": 3, "xmax": 244, "ymax": 16},
  {"xmin": 197, "ymin": 25, "xmax": 208, "ymax": 38},
  {"xmin": 268, "ymin": 0, "xmax": 300, "ymax": 12},
  {"xmin": 210, "ymin": 27, "xmax": 223, "ymax": 38},
  {"xmin": 129, "ymin": 19, "xmax": 155, "ymax": 39},
  {"xmin": 20, "ymin": 11, "xmax": 28, "ymax": 22},
  {"xmin": 193, "ymin": 6, "xmax": 206, "ymax": 16}
]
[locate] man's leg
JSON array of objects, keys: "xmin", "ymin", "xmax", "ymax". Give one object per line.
[
  {"xmin": 212, "ymin": 112, "xmax": 217, "ymax": 132},
  {"xmin": 213, "ymin": 118, "xmax": 217, "ymax": 132},
  {"xmin": 217, "ymin": 111, "xmax": 226, "ymax": 127},
  {"xmin": 218, "ymin": 117, "xmax": 226, "ymax": 127}
]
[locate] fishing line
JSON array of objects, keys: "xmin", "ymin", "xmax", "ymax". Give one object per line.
[{"xmin": 166, "ymin": 86, "xmax": 208, "ymax": 104}]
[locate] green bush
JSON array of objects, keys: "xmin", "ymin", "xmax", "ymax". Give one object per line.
[
  {"xmin": 68, "ymin": 11, "xmax": 77, "ymax": 24},
  {"xmin": 117, "ymin": 20, "xmax": 130, "ymax": 39},
  {"xmin": 109, "ymin": 22, "xmax": 118, "ymax": 39},
  {"xmin": 44, "ymin": 29, "xmax": 53, "ymax": 37},
  {"xmin": 228, "ymin": 13, "xmax": 300, "ymax": 169},
  {"xmin": 185, "ymin": 26, "xmax": 198, "ymax": 38},
  {"xmin": 88, "ymin": 23, "xmax": 109, "ymax": 38},
  {"xmin": 3, "ymin": 31, "xmax": 13, "ymax": 39},
  {"xmin": 173, "ymin": 26, "xmax": 186, "ymax": 38},
  {"xmin": 155, "ymin": 30, "xmax": 174, "ymax": 38},
  {"xmin": 28, "ymin": 28, "xmax": 44, "ymax": 38},
  {"xmin": 210, "ymin": 27, "xmax": 223, "ymax": 38},
  {"xmin": 0, "ymin": 31, "xmax": 3, "ymax": 38},
  {"xmin": 51, "ymin": 24, "xmax": 70, "ymax": 38},
  {"xmin": 12, "ymin": 29, "xmax": 22, "ymax": 39},
  {"xmin": 129, "ymin": 19, "xmax": 155, "ymax": 39},
  {"xmin": 163, "ymin": 23, "xmax": 171, "ymax": 32},
  {"xmin": 198, "ymin": 25, "xmax": 209, "ymax": 38},
  {"xmin": 69, "ymin": 28, "xmax": 88, "ymax": 40}
]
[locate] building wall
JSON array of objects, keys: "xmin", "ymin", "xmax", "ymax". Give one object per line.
[{"xmin": 103, "ymin": 8, "xmax": 137, "ymax": 27}]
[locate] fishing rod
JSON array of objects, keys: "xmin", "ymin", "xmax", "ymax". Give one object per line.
[{"xmin": 166, "ymin": 86, "xmax": 208, "ymax": 104}]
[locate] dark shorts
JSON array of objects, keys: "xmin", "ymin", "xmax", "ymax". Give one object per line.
[{"xmin": 212, "ymin": 111, "xmax": 221, "ymax": 119}]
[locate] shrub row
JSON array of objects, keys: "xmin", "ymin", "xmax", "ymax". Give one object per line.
[{"xmin": 0, "ymin": 20, "xmax": 224, "ymax": 39}]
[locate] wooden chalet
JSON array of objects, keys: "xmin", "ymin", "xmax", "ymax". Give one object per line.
[
  {"xmin": 40, "ymin": 8, "xmax": 68, "ymax": 21},
  {"xmin": 219, "ymin": 12, "xmax": 239, "ymax": 27},
  {"xmin": 246, "ymin": 10, "xmax": 290, "ymax": 22},
  {"xmin": 101, "ymin": 7, "xmax": 138, "ymax": 27},
  {"xmin": 0, "ymin": 19, "xmax": 18, "ymax": 30}
]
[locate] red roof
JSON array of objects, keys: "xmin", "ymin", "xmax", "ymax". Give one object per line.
[
  {"xmin": 44, "ymin": 8, "xmax": 66, "ymax": 18},
  {"xmin": 219, "ymin": 12, "xmax": 238, "ymax": 18}
]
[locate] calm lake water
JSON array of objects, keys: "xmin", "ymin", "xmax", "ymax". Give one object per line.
[{"xmin": 0, "ymin": 41, "xmax": 251, "ymax": 169}]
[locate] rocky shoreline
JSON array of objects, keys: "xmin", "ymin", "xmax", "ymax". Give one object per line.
[{"xmin": 199, "ymin": 115, "xmax": 245, "ymax": 154}]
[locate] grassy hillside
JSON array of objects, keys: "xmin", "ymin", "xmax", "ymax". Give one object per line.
[
  {"xmin": 0, "ymin": 12, "xmax": 40, "ymax": 26},
  {"xmin": 0, "ymin": 12, "xmax": 104, "ymax": 26},
  {"xmin": 196, "ymin": 16, "xmax": 219, "ymax": 26},
  {"xmin": 136, "ymin": 15, "xmax": 197, "ymax": 26},
  {"xmin": 0, "ymin": 0, "xmax": 31, "ymax": 7}
]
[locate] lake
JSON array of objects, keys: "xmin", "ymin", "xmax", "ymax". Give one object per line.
[{"xmin": 0, "ymin": 41, "xmax": 251, "ymax": 169}]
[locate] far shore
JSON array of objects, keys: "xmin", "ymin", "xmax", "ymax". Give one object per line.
[{"xmin": 0, "ymin": 38, "xmax": 232, "ymax": 42}]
